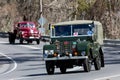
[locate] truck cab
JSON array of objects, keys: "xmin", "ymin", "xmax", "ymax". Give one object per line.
[{"xmin": 9, "ymin": 21, "xmax": 41, "ymax": 44}]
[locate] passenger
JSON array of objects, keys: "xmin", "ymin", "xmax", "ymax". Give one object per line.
[{"xmin": 87, "ymin": 28, "xmax": 93, "ymax": 36}]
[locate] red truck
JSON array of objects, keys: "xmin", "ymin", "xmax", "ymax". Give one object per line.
[{"xmin": 8, "ymin": 21, "xmax": 41, "ymax": 44}]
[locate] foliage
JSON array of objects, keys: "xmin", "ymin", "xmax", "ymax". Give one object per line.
[
  {"xmin": 77, "ymin": 0, "xmax": 96, "ymax": 19},
  {"xmin": 77, "ymin": 0, "xmax": 89, "ymax": 12},
  {"xmin": 0, "ymin": 0, "xmax": 120, "ymax": 39}
]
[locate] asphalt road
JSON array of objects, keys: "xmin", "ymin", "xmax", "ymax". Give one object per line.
[{"xmin": 0, "ymin": 38, "xmax": 120, "ymax": 80}]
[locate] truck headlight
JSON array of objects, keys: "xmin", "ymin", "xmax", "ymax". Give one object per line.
[
  {"xmin": 30, "ymin": 30, "xmax": 34, "ymax": 33},
  {"xmin": 35, "ymin": 31, "xmax": 38, "ymax": 33},
  {"xmin": 81, "ymin": 51, "xmax": 86, "ymax": 56},
  {"xmin": 21, "ymin": 31, "xmax": 24, "ymax": 34}
]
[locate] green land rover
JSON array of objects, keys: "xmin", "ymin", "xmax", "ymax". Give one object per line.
[{"xmin": 43, "ymin": 20, "xmax": 105, "ymax": 74}]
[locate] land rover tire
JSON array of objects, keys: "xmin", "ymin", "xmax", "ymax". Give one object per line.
[
  {"xmin": 46, "ymin": 61, "xmax": 54, "ymax": 75},
  {"xmin": 60, "ymin": 66, "xmax": 66, "ymax": 74},
  {"xmin": 99, "ymin": 48, "xmax": 105, "ymax": 67},
  {"xmin": 94, "ymin": 56, "xmax": 101, "ymax": 70},
  {"xmin": 100, "ymin": 55, "xmax": 104, "ymax": 67},
  {"xmin": 83, "ymin": 58, "xmax": 91, "ymax": 72}
]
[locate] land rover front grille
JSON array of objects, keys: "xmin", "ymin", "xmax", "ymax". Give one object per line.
[{"xmin": 55, "ymin": 41, "xmax": 72, "ymax": 55}]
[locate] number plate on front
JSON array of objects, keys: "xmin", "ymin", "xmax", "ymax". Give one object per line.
[{"xmin": 30, "ymin": 37, "xmax": 34, "ymax": 38}]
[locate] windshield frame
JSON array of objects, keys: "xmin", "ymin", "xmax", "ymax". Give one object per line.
[{"xmin": 51, "ymin": 23, "xmax": 94, "ymax": 38}]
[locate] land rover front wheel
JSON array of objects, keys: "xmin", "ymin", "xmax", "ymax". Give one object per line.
[
  {"xmin": 83, "ymin": 58, "xmax": 91, "ymax": 72},
  {"xmin": 60, "ymin": 66, "xmax": 66, "ymax": 74},
  {"xmin": 100, "ymin": 54, "xmax": 105, "ymax": 67},
  {"xmin": 94, "ymin": 56, "xmax": 101, "ymax": 70},
  {"xmin": 46, "ymin": 61, "xmax": 54, "ymax": 75},
  {"xmin": 99, "ymin": 48, "xmax": 105, "ymax": 67}
]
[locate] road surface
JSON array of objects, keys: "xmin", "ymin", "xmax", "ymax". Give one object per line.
[{"xmin": 0, "ymin": 38, "xmax": 120, "ymax": 80}]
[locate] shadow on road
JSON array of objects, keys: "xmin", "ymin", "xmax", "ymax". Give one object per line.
[
  {"xmin": 0, "ymin": 56, "xmax": 13, "ymax": 64},
  {"xmin": 8, "ymin": 52, "xmax": 43, "ymax": 64},
  {"xmin": 26, "ymin": 70, "xmax": 86, "ymax": 77}
]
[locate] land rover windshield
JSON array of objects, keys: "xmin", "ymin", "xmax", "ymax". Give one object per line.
[{"xmin": 52, "ymin": 24, "xmax": 94, "ymax": 37}]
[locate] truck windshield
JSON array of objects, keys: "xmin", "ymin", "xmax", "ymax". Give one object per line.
[{"xmin": 52, "ymin": 24, "xmax": 94, "ymax": 37}]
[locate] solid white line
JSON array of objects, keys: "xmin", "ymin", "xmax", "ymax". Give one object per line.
[
  {"xmin": 19, "ymin": 45, "xmax": 40, "ymax": 49},
  {"xmin": 0, "ymin": 41, "xmax": 8, "ymax": 43},
  {"xmin": 0, "ymin": 52, "xmax": 17, "ymax": 75},
  {"xmin": 0, "ymin": 40, "xmax": 41, "ymax": 50},
  {"xmin": 9, "ymin": 77, "xmax": 32, "ymax": 80},
  {"xmin": 94, "ymin": 74, "xmax": 120, "ymax": 80}
]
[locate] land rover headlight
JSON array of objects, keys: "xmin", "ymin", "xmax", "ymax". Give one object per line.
[
  {"xmin": 44, "ymin": 50, "xmax": 54, "ymax": 58},
  {"xmin": 45, "ymin": 50, "xmax": 54, "ymax": 55},
  {"xmin": 81, "ymin": 51, "xmax": 86, "ymax": 56}
]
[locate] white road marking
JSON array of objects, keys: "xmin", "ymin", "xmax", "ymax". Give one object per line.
[
  {"xmin": 0, "ymin": 52, "xmax": 17, "ymax": 75},
  {"xmin": 19, "ymin": 45, "xmax": 41, "ymax": 50},
  {"xmin": 0, "ymin": 40, "xmax": 41, "ymax": 50},
  {"xmin": 9, "ymin": 77, "xmax": 32, "ymax": 80},
  {"xmin": 0, "ymin": 41, "xmax": 41, "ymax": 79},
  {"xmin": 0, "ymin": 41, "xmax": 8, "ymax": 43},
  {"xmin": 94, "ymin": 74, "xmax": 120, "ymax": 80}
]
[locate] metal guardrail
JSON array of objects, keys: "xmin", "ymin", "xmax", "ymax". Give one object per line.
[
  {"xmin": 104, "ymin": 39, "xmax": 120, "ymax": 44},
  {"xmin": 0, "ymin": 32, "xmax": 120, "ymax": 45},
  {"xmin": 0, "ymin": 32, "xmax": 9, "ymax": 38},
  {"xmin": 103, "ymin": 39, "xmax": 120, "ymax": 47},
  {"xmin": 41, "ymin": 35, "xmax": 50, "ymax": 42},
  {"xmin": 0, "ymin": 32, "xmax": 50, "ymax": 41}
]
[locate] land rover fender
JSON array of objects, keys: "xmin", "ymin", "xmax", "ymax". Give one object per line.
[{"xmin": 76, "ymin": 42, "xmax": 91, "ymax": 56}]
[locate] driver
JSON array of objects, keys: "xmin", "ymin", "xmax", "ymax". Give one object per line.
[{"xmin": 56, "ymin": 27, "xmax": 66, "ymax": 36}]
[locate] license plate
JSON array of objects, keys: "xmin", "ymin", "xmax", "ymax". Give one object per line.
[{"xmin": 30, "ymin": 37, "xmax": 34, "ymax": 38}]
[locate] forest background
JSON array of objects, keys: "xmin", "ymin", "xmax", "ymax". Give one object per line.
[{"xmin": 0, "ymin": 0, "xmax": 120, "ymax": 39}]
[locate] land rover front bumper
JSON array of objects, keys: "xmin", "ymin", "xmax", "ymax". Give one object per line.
[{"xmin": 44, "ymin": 56, "xmax": 88, "ymax": 61}]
